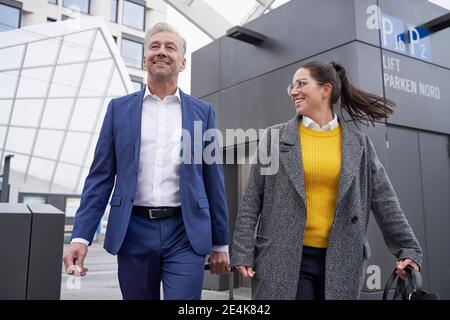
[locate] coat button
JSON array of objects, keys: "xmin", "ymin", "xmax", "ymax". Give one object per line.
[{"xmin": 351, "ymin": 216, "xmax": 358, "ymax": 224}]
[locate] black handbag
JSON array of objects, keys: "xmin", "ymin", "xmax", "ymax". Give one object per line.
[{"xmin": 383, "ymin": 266, "xmax": 440, "ymax": 300}]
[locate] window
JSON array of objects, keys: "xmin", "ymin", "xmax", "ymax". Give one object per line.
[
  {"xmin": 63, "ymin": 0, "xmax": 89, "ymax": 14},
  {"xmin": 65, "ymin": 197, "xmax": 81, "ymax": 217},
  {"xmin": 22, "ymin": 195, "xmax": 46, "ymax": 205},
  {"xmin": 111, "ymin": 0, "xmax": 118, "ymax": 23},
  {"xmin": 131, "ymin": 80, "xmax": 143, "ymax": 91},
  {"xmin": 122, "ymin": 0, "xmax": 145, "ymax": 30},
  {"xmin": 121, "ymin": 35, "xmax": 143, "ymax": 69},
  {"xmin": 0, "ymin": 3, "xmax": 21, "ymax": 32},
  {"xmin": 130, "ymin": 75, "xmax": 143, "ymax": 91},
  {"xmin": 48, "ymin": 0, "xmax": 57, "ymax": 4}
]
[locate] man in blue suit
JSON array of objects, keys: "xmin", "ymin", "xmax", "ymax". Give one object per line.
[{"xmin": 63, "ymin": 23, "xmax": 230, "ymax": 300}]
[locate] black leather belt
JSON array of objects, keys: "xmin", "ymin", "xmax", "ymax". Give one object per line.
[{"xmin": 132, "ymin": 206, "xmax": 181, "ymax": 220}]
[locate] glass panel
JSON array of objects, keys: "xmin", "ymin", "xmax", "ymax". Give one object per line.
[
  {"xmin": 69, "ymin": 98, "xmax": 101, "ymax": 131},
  {"xmin": 63, "ymin": 0, "xmax": 89, "ymax": 14},
  {"xmin": 23, "ymin": 38, "xmax": 61, "ymax": 68},
  {"xmin": 0, "ymin": 100, "xmax": 12, "ymax": 124},
  {"xmin": 123, "ymin": 0, "xmax": 145, "ymax": 30},
  {"xmin": 53, "ymin": 162, "xmax": 80, "ymax": 188},
  {"xmin": 9, "ymin": 154, "xmax": 28, "ymax": 172},
  {"xmin": 111, "ymin": 0, "xmax": 118, "ymax": 23},
  {"xmin": 41, "ymin": 99, "xmax": 73, "ymax": 129},
  {"xmin": 11, "ymin": 99, "xmax": 44, "ymax": 127},
  {"xmin": 0, "ymin": 70, "xmax": 19, "ymax": 98},
  {"xmin": 205, "ymin": 0, "xmax": 256, "ymax": 25},
  {"xmin": 79, "ymin": 60, "xmax": 113, "ymax": 96},
  {"xmin": 0, "ymin": 125, "xmax": 7, "ymax": 146},
  {"xmin": 60, "ymin": 131, "xmax": 90, "ymax": 165},
  {"xmin": 34, "ymin": 129, "xmax": 64, "ymax": 159},
  {"xmin": 58, "ymin": 30, "xmax": 95, "ymax": 64},
  {"xmin": 28, "ymin": 158, "xmax": 55, "ymax": 181},
  {"xmin": 89, "ymin": 32, "xmax": 111, "ymax": 61},
  {"xmin": 5, "ymin": 127, "xmax": 36, "ymax": 154},
  {"xmin": 107, "ymin": 68, "xmax": 127, "ymax": 97},
  {"xmin": 0, "ymin": 45, "xmax": 25, "ymax": 70},
  {"xmin": 65, "ymin": 197, "xmax": 81, "ymax": 217},
  {"xmin": 121, "ymin": 38, "xmax": 143, "ymax": 69},
  {"xmin": 22, "ymin": 195, "xmax": 46, "ymax": 204},
  {"xmin": 132, "ymin": 80, "xmax": 142, "ymax": 91},
  {"xmin": 16, "ymin": 67, "xmax": 52, "ymax": 98},
  {"xmin": 0, "ymin": 4, "xmax": 20, "ymax": 32},
  {"xmin": 48, "ymin": 63, "xmax": 84, "ymax": 97},
  {"xmin": 271, "ymin": 0, "xmax": 291, "ymax": 9}
]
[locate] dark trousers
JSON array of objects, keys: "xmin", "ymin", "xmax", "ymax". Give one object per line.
[
  {"xmin": 117, "ymin": 214, "xmax": 205, "ymax": 300},
  {"xmin": 296, "ymin": 246, "xmax": 327, "ymax": 300}
]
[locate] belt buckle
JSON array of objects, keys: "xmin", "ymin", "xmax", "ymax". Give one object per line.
[{"xmin": 148, "ymin": 209, "xmax": 158, "ymax": 219}]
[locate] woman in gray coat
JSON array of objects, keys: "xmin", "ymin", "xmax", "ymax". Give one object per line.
[{"xmin": 231, "ymin": 61, "xmax": 422, "ymax": 300}]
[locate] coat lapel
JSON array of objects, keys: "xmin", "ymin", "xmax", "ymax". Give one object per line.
[
  {"xmin": 131, "ymin": 88, "xmax": 146, "ymax": 169},
  {"xmin": 179, "ymin": 89, "xmax": 192, "ymax": 134},
  {"xmin": 279, "ymin": 115, "xmax": 363, "ymax": 210},
  {"xmin": 280, "ymin": 115, "xmax": 306, "ymax": 205},
  {"xmin": 335, "ymin": 119, "xmax": 363, "ymax": 209}
]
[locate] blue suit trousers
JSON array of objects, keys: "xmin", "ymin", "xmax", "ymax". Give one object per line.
[{"xmin": 117, "ymin": 214, "xmax": 205, "ymax": 300}]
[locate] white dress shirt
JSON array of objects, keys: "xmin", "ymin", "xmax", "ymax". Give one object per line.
[
  {"xmin": 133, "ymin": 87, "xmax": 182, "ymax": 207},
  {"xmin": 302, "ymin": 113, "xmax": 339, "ymax": 131},
  {"xmin": 73, "ymin": 87, "xmax": 227, "ymax": 252}
]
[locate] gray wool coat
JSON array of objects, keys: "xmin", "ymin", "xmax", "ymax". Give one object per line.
[{"xmin": 231, "ymin": 115, "xmax": 422, "ymax": 300}]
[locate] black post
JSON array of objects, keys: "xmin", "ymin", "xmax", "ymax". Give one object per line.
[{"xmin": 1, "ymin": 155, "xmax": 14, "ymax": 203}]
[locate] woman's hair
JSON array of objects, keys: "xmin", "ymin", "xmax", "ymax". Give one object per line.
[{"xmin": 301, "ymin": 61, "xmax": 395, "ymax": 125}]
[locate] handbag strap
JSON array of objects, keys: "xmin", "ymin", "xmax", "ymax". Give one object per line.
[
  {"xmin": 383, "ymin": 266, "xmax": 423, "ymax": 300},
  {"xmin": 404, "ymin": 266, "xmax": 424, "ymax": 300},
  {"xmin": 383, "ymin": 269, "xmax": 404, "ymax": 300}
]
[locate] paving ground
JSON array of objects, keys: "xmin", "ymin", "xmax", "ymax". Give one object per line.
[{"xmin": 60, "ymin": 242, "xmax": 251, "ymax": 300}]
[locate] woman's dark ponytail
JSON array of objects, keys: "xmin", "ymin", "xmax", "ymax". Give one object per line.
[{"xmin": 303, "ymin": 61, "xmax": 395, "ymax": 126}]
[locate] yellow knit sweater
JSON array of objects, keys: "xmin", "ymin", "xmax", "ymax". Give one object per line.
[{"xmin": 300, "ymin": 123, "xmax": 342, "ymax": 248}]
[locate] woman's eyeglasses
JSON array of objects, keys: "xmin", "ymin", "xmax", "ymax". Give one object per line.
[{"xmin": 287, "ymin": 80, "xmax": 324, "ymax": 95}]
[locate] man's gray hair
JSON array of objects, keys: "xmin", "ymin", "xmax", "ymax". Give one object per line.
[{"xmin": 144, "ymin": 22, "xmax": 187, "ymax": 56}]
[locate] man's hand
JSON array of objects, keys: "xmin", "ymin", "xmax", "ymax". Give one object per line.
[
  {"xmin": 63, "ymin": 242, "xmax": 89, "ymax": 276},
  {"xmin": 396, "ymin": 259, "xmax": 419, "ymax": 279},
  {"xmin": 209, "ymin": 251, "xmax": 229, "ymax": 275},
  {"xmin": 236, "ymin": 266, "xmax": 255, "ymax": 278}
]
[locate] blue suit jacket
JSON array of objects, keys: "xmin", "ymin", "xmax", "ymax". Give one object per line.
[{"xmin": 71, "ymin": 88, "xmax": 229, "ymax": 255}]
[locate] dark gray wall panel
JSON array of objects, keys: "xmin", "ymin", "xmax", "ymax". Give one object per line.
[
  {"xmin": 218, "ymin": 42, "xmax": 373, "ymax": 147},
  {"xmin": 386, "ymin": 126, "xmax": 429, "ymax": 284},
  {"xmin": 191, "ymin": 40, "xmax": 220, "ymax": 98},
  {"xmin": 419, "ymin": 132, "xmax": 450, "ymax": 299},
  {"xmin": 354, "ymin": 0, "xmax": 380, "ymax": 46},
  {"xmin": 218, "ymin": 0, "xmax": 357, "ymax": 89},
  {"xmin": 355, "ymin": 43, "xmax": 383, "ymax": 98},
  {"xmin": 383, "ymin": 50, "xmax": 450, "ymax": 134}
]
